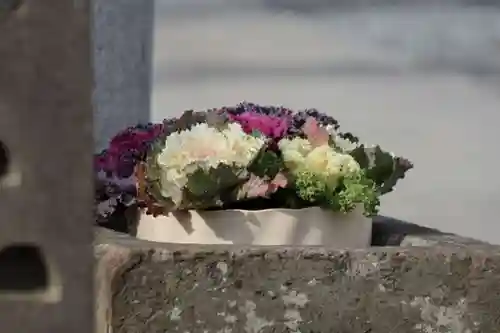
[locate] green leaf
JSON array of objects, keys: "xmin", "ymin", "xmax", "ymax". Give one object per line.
[
  {"xmin": 326, "ymin": 171, "xmax": 380, "ymax": 216},
  {"xmin": 173, "ymin": 110, "xmax": 196, "ymax": 132},
  {"xmin": 139, "ymin": 137, "xmax": 177, "ymax": 213},
  {"xmin": 379, "ymin": 157, "xmax": 413, "ymax": 195},
  {"xmin": 162, "ymin": 109, "xmax": 228, "ymax": 135},
  {"xmin": 248, "ymin": 149, "xmax": 283, "ymax": 178},
  {"xmin": 205, "ymin": 110, "xmax": 229, "ymax": 129},
  {"xmin": 186, "ymin": 165, "xmax": 244, "ymax": 198},
  {"xmin": 350, "ymin": 145, "xmax": 413, "ymax": 195},
  {"xmin": 294, "ymin": 170, "xmax": 327, "ymax": 203}
]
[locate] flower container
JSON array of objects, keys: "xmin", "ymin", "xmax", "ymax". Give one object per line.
[
  {"xmin": 95, "ymin": 102, "xmax": 413, "ymax": 248},
  {"xmin": 135, "ymin": 206, "xmax": 371, "ymax": 246}
]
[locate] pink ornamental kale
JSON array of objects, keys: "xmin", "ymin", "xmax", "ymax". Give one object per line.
[{"xmin": 228, "ymin": 112, "xmax": 290, "ymax": 141}]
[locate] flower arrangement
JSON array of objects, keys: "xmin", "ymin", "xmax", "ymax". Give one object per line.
[{"xmin": 95, "ymin": 102, "xmax": 413, "ymax": 225}]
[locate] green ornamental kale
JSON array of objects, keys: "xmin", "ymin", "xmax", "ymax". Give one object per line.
[
  {"xmin": 327, "ymin": 171, "xmax": 380, "ymax": 217},
  {"xmin": 349, "ymin": 145, "xmax": 413, "ymax": 195},
  {"xmin": 294, "ymin": 170, "xmax": 379, "ymax": 217}
]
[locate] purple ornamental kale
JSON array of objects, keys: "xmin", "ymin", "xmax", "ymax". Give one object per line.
[{"xmin": 94, "ymin": 123, "xmax": 164, "ymax": 223}]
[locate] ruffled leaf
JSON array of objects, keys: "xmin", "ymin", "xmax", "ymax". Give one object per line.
[
  {"xmin": 248, "ymin": 149, "xmax": 282, "ymax": 178},
  {"xmin": 349, "ymin": 145, "xmax": 413, "ymax": 194},
  {"xmin": 185, "ymin": 165, "xmax": 247, "ymax": 198},
  {"xmin": 205, "ymin": 109, "xmax": 229, "ymax": 129},
  {"xmin": 137, "ymin": 135, "xmax": 176, "ymax": 215}
]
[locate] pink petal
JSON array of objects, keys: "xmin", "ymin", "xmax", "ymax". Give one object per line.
[
  {"xmin": 303, "ymin": 117, "xmax": 330, "ymax": 147},
  {"xmin": 271, "ymin": 172, "xmax": 288, "ymax": 189}
]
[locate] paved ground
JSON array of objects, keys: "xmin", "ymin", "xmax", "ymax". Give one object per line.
[{"xmin": 151, "ymin": 2, "xmax": 500, "ymax": 243}]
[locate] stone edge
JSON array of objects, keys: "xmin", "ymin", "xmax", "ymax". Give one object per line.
[{"xmin": 93, "ymin": 227, "xmax": 496, "ymax": 333}]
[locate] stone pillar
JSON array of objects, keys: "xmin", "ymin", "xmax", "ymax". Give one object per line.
[
  {"xmin": 92, "ymin": 0, "xmax": 153, "ymax": 152},
  {"xmin": 0, "ymin": 0, "xmax": 94, "ymax": 332}
]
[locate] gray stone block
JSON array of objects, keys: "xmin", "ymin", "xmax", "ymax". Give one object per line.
[
  {"xmin": 96, "ymin": 227, "xmax": 500, "ymax": 333},
  {"xmin": 0, "ymin": 1, "xmax": 94, "ymax": 332},
  {"xmin": 92, "ymin": 0, "xmax": 153, "ymax": 152}
]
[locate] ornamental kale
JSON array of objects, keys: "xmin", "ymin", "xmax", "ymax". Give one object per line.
[
  {"xmin": 94, "ymin": 102, "xmax": 413, "ymax": 223},
  {"xmin": 227, "ymin": 111, "xmax": 290, "ymax": 141},
  {"xmin": 94, "ymin": 123, "xmax": 163, "ymax": 223}
]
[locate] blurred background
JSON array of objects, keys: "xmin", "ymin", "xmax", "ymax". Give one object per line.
[{"xmin": 151, "ymin": 0, "xmax": 500, "ymax": 243}]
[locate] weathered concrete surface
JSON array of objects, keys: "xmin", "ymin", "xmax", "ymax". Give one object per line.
[{"xmin": 96, "ymin": 228, "xmax": 500, "ymax": 333}]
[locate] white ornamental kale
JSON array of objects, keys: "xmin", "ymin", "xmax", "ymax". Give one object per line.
[{"xmin": 155, "ymin": 122, "xmax": 265, "ymax": 206}]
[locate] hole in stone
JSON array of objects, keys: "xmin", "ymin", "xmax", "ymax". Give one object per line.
[
  {"xmin": 0, "ymin": 244, "xmax": 48, "ymax": 292},
  {"xmin": 0, "ymin": 140, "xmax": 8, "ymax": 179}
]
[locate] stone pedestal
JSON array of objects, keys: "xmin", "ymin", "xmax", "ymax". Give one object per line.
[{"xmin": 95, "ymin": 219, "xmax": 500, "ymax": 333}]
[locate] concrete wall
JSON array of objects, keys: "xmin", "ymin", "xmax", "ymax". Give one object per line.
[
  {"xmin": 92, "ymin": 0, "xmax": 153, "ymax": 152},
  {"xmin": 95, "ymin": 223, "xmax": 500, "ymax": 333}
]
